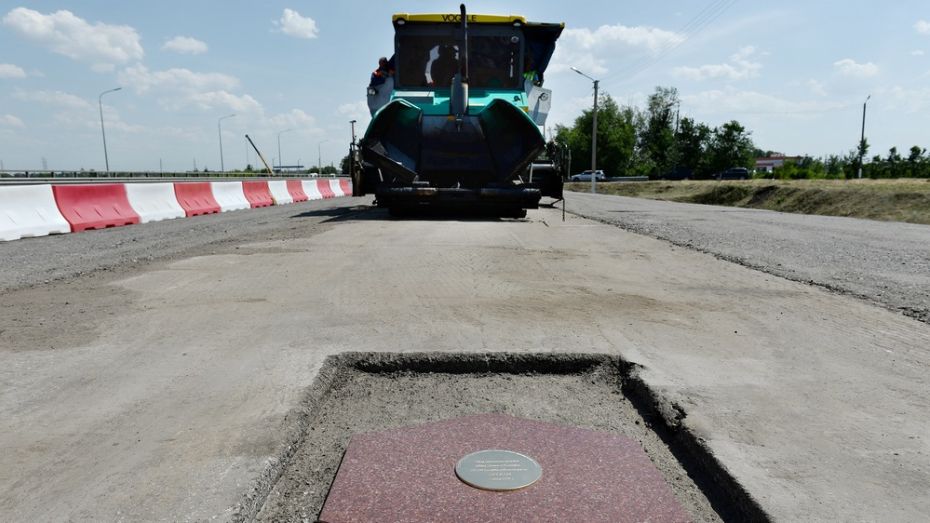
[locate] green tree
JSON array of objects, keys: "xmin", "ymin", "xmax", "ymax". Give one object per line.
[
  {"xmin": 340, "ymin": 154, "xmax": 352, "ymax": 174},
  {"xmin": 706, "ymin": 121, "xmax": 755, "ymax": 175},
  {"xmin": 640, "ymin": 86, "xmax": 679, "ymax": 178},
  {"xmin": 857, "ymin": 138, "xmax": 870, "ymax": 168},
  {"xmin": 554, "ymin": 94, "xmax": 637, "ymax": 177},
  {"xmin": 675, "ymin": 117, "xmax": 711, "ymax": 178}
]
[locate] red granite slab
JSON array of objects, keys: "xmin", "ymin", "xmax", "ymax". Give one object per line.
[{"xmin": 318, "ymin": 414, "xmax": 690, "ymax": 523}]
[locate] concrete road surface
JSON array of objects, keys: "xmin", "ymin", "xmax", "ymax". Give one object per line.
[{"xmin": 1, "ymin": 199, "xmax": 929, "ymax": 521}]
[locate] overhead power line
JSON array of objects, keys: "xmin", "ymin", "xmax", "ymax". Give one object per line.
[{"xmin": 600, "ymin": 0, "xmax": 739, "ymax": 85}]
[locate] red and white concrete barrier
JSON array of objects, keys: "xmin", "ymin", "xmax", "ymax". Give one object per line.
[
  {"xmin": 52, "ymin": 184, "xmax": 141, "ymax": 232},
  {"xmin": 125, "ymin": 183, "xmax": 186, "ymax": 223},
  {"xmin": 0, "ymin": 184, "xmax": 71, "ymax": 241},
  {"xmin": 174, "ymin": 182, "xmax": 221, "ymax": 216},
  {"xmin": 317, "ymin": 179, "xmax": 336, "ymax": 199},
  {"xmin": 0, "ymin": 178, "xmax": 353, "ymax": 242},
  {"xmin": 210, "ymin": 181, "xmax": 251, "ymax": 212},
  {"xmin": 303, "ymin": 180, "xmax": 324, "ymax": 200},
  {"xmin": 268, "ymin": 180, "xmax": 294, "ymax": 205},
  {"xmin": 286, "ymin": 180, "xmax": 308, "ymax": 202},
  {"xmin": 329, "ymin": 179, "xmax": 346, "ymax": 197},
  {"xmin": 242, "ymin": 181, "xmax": 274, "ymax": 208}
]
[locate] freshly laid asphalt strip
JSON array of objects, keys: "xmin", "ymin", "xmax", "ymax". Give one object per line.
[{"xmin": 564, "ymin": 191, "xmax": 930, "ymax": 324}]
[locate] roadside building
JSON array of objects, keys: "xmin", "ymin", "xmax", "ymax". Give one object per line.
[{"xmin": 755, "ymin": 155, "xmax": 802, "ymax": 174}]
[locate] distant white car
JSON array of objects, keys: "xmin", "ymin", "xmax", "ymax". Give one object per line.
[{"xmin": 570, "ymin": 170, "xmax": 606, "ymax": 182}]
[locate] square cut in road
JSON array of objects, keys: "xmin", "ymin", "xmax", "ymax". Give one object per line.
[{"xmin": 246, "ymin": 353, "xmax": 765, "ymax": 523}]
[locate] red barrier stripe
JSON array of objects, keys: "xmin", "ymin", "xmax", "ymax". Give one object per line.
[
  {"xmin": 242, "ymin": 180, "xmax": 274, "ymax": 208},
  {"xmin": 339, "ymin": 178, "xmax": 352, "ymax": 197},
  {"xmin": 174, "ymin": 182, "xmax": 221, "ymax": 216},
  {"xmin": 317, "ymin": 179, "xmax": 335, "ymax": 199},
  {"xmin": 52, "ymin": 184, "xmax": 140, "ymax": 232},
  {"xmin": 286, "ymin": 179, "xmax": 309, "ymax": 202}
]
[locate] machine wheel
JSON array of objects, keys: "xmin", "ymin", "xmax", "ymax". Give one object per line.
[{"xmin": 502, "ymin": 208, "xmax": 527, "ymax": 219}]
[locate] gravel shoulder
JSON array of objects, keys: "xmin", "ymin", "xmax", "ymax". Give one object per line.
[
  {"xmin": 0, "ymin": 196, "xmax": 363, "ymax": 293},
  {"xmin": 565, "ymin": 191, "xmax": 930, "ymax": 324}
]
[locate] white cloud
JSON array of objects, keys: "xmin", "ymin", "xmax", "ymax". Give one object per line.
[
  {"xmin": 117, "ymin": 65, "xmax": 260, "ymax": 114},
  {"xmin": 267, "ymin": 108, "xmax": 317, "ymax": 129},
  {"xmin": 184, "ymin": 91, "xmax": 262, "ymax": 113},
  {"xmin": 672, "ymin": 46, "xmax": 762, "ymax": 81},
  {"xmin": 682, "ymin": 87, "xmax": 846, "ymax": 117},
  {"xmin": 118, "ymin": 64, "xmax": 239, "ymax": 94},
  {"xmin": 163, "ymin": 36, "xmax": 208, "ymax": 55},
  {"xmin": 336, "ymin": 101, "xmax": 371, "ymax": 132},
  {"xmin": 10, "ymin": 88, "xmax": 140, "ymax": 133},
  {"xmin": 912, "ymin": 50, "xmax": 925, "ymax": 57},
  {"xmin": 833, "ymin": 58, "xmax": 879, "ymax": 78},
  {"xmin": 14, "ymin": 89, "xmax": 92, "ymax": 109},
  {"xmin": 276, "ymin": 8, "xmax": 318, "ymax": 39},
  {"xmin": 0, "ymin": 63, "xmax": 27, "ymax": 79},
  {"xmin": 916, "ymin": 20, "xmax": 930, "ymax": 35},
  {"xmin": 807, "ymin": 79, "xmax": 828, "ymax": 97},
  {"xmin": 337, "ymin": 100, "xmax": 369, "ymax": 118},
  {"xmin": 549, "ymin": 24, "xmax": 683, "ymax": 76},
  {"xmin": 0, "ymin": 114, "xmax": 25, "ymax": 128},
  {"xmin": 880, "ymin": 86, "xmax": 930, "ymax": 113},
  {"xmin": 91, "ymin": 63, "xmax": 116, "ymax": 73},
  {"xmin": 2, "ymin": 7, "xmax": 143, "ymax": 70}
]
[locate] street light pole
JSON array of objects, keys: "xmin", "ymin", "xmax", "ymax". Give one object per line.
[
  {"xmin": 858, "ymin": 95, "xmax": 871, "ymax": 180},
  {"xmin": 98, "ymin": 87, "xmax": 122, "ymax": 175},
  {"xmin": 318, "ymin": 139, "xmax": 329, "ymax": 174},
  {"xmin": 571, "ymin": 67, "xmax": 599, "ymax": 194},
  {"xmin": 277, "ymin": 128, "xmax": 294, "ymax": 174},
  {"xmin": 217, "ymin": 114, "xmax": 235, "ymax": 173}
]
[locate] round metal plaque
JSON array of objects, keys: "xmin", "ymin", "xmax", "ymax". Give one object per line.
[{"xmin": 455, "ymin": 449, "xmax": 542, "ymax": 491}]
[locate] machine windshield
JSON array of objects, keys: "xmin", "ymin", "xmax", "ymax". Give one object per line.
[{"xmin": 396, "ymin": 27, "xmax": 523, "ymax": 89}]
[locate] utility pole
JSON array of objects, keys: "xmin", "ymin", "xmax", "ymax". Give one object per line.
[
  {"xmin": 98, "ymin": 87, "xmax": 122, "ymax": 175},
  {"xmin": 566, "ymin": 147, "xmax": 572, "ymax": 181},
  {"xmin": 218, "ymin": 114, "xmax": 235, "ymax": 173},
  {"xmin": 858, "ymin": 95, "xmax": 871, "ymax": 179},
  {"xmin": 277, "ymin": 128, "xmax": 294, "ymax": 174},
  {"xmin": 591, "ymin": 79, "xmax": 599, "ymax": 194},
  {"xmin": 571, "ymin": 67, "xmax": 599, "ymax": 194},
  {"xmin": 318, "ymin": 140, "xmax": 329, "ymax": 173}
]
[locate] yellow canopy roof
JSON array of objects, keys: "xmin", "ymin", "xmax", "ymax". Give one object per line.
[{"xmin": 392, "ymin": 13, "xmax": 527, "ymax": 25}]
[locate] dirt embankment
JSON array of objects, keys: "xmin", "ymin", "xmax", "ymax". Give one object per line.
[{"xmin": 566, "ymin": 179, "xmax": 930, "ymax": 224}]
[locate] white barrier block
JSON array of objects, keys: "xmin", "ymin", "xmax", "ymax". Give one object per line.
[
  {"xmin": 0, "ymin": 184, "xmax": 71, "ymax": 241},
  {"xmin": 302, "ymin": 179, "xmax": 323, "ymax": 200},
  {"xmin": 210, "ymin": 182, "xmax": 250, "ymax": 212},
  {"xmin": 124, "ymin": 183, "xmax": 186, "ymax": 223},
  {"xmin": 329, "ymin": 179, "xmax": 345, "ymax": 197},
  {"xmin": 268, "ymin": 180, "xmax": 293, "ymax": 205}
]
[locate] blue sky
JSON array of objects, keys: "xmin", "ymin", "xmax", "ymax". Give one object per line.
[{"xmin": 1, "ymin": 1, "xmax": 928, "ymax": 171}]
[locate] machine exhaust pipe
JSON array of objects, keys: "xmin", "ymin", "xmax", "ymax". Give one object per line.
[{"xmin": 449, "ymin": 4, "xmax": 469, "ymax": 117}]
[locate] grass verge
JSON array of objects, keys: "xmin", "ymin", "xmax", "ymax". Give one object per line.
[{"xmin": 566, "ymin": 179, "xmax": 930, "ymax": 225}]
